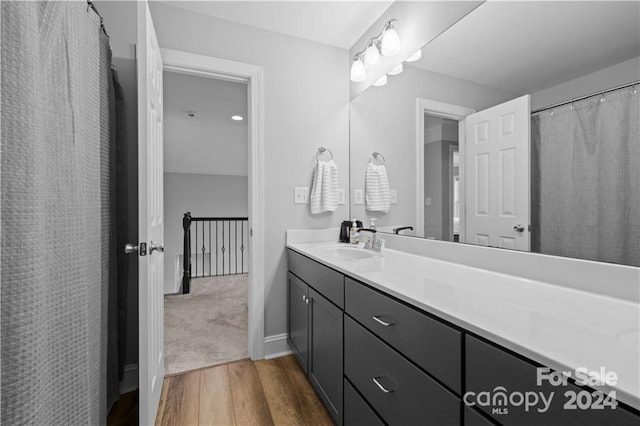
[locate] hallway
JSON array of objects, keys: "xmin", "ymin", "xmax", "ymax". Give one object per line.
[{"xmin": 164, "ymin": 275, "xmax": 248, "ymax": 375}]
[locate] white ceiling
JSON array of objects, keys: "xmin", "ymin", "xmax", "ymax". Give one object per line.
[
  {"xmin": 164, "ymin": 71, "xmax": 248, "ymax": 176},
  {"xmin": 412, "ymin": 1, "xmax": 640, "ymax": 94},
  {"xmin": 156, "ymin": 0, "xmax": 393, "ymax": 49}
]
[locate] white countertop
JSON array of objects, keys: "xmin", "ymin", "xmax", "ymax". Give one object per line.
[{"xmin": 286, "ymin": 239, "xmax": 640, "ymax": 410}]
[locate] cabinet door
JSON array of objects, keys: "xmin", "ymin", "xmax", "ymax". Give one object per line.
[
  {"xmin": 309, "ymin": 288, "xmax": 344, "ymax": 425},
  {"xmin": 288, "ymin": 272, "xmax": 309, "ymax": 373},
  {"xmin": 344, "ymin": 379, "xmax": 384, "ymax": 426}
]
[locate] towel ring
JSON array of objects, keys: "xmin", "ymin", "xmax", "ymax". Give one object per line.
[
  {"xmin": 370, "ymin": 152, "xmax": 386, "ymax": 165},
  {"xmin": 316, "ymin": 147, "xmax": 334, "ymax": 161}
]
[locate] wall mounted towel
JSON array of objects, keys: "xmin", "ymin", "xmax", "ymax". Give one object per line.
[
  {"xmin": 365, "ymin": 162, "xmax": 390, "ymax": 213},
  {"xmin": 310, "ymin": 158, "xmax": 339, "ymax": 214}
]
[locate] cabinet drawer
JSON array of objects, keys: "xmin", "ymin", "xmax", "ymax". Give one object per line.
[
  {"xmin": 344, "ymin": 379, "xmax": 384, "ymax": 426},
  {"xmin": 464, "ymin": 406, "xmax": 498, "ymax": 426},
  {"xmin": 288, "ymin": 249, "xmax": 344, "ymax": 308},
  {"xmin": 345, "ymin": 316, "xmax": 460, "ymax": 425},
  {"xmin": 345, "ymin": 277, "xmax": 462, "ymax": 393},
  {"xmin": 466, "ymin": 335, "xmax": 640, "ymax": 425}
]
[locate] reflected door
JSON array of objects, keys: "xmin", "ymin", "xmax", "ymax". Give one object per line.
[{"xmin": 463, "ymin": 95, "xmax": 530, "ymax": 250}]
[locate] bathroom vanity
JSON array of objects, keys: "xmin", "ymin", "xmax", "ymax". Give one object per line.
[{"xmin": 286, "ymin": 234, "xmax": 640, "ymax": 425}]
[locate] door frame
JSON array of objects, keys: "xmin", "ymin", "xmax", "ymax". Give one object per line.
[
  {"xmin": 415, "ymin": 98, "xmax": 475, "ymax": 239},
  {"xmin": 161, "ymin": 48, "xmax": 265, "ymax": 360}
]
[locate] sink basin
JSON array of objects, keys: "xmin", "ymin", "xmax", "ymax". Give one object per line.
[{"xmin": 317, "ymin": 245, "xmax": 375, "ymax": 260}]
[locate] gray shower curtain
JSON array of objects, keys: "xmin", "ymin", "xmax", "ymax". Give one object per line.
[
  {"xmin": 531, "ymin": 86, "xmax": 640, "ymax": 266},
  {"xmin": 1, "ymin": 1, "xmax": 118, "ymax": 423}
]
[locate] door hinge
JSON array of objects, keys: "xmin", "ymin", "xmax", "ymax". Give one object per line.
[{"xmin": 250, "ymin": 228, "xmax": 253, "ymax": 237}]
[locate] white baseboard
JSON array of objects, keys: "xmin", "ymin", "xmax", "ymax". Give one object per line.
[
  {"xmin": 119, "ymin": 363, "xmax": 138, "ymax": 395},
  {"xmin": 263, "ymin": 333, "xmax": 292, "ymax": 359}
]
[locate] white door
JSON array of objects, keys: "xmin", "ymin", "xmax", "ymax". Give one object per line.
[
  {"xmin": 463, "ymin": 95, "xmax": 530, "ymax": 250},
  {"xmin": 137, "ymin": 1, "xmax": 164, "ymax": 424}
]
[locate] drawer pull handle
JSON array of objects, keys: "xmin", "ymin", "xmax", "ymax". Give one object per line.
[
  {"xmin": 372, "ymin": 315, "xmax": 394, "ymax": 327},
  {"xmin": 372, "ymin": 376, "xmax": 393, "ymax": 394}
]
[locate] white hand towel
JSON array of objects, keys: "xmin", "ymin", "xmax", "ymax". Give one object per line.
[
  {"xmin": 310, "ymin": 159, "xmax": 339, "ymax": 214},
  {"xmin": 365, "ymin": 163, "xmax": 391, "ymax": 213}
]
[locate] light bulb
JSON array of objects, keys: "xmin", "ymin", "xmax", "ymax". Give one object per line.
[
  {"xmin": 381, "ymin": 28, "xmax": 400, "ymax": 56},
  {"xmin": 350, "ymin": 58, "xmax": 366, "ymax": 82},
  {"xmin": 364, "ymin": 42, "xmax": 381, "ymax": 68},
  {"xmin": 373, "ymin": 75, "xmax": 387, "ymax": 87},
  {"xmin": 388, "ymin": 63, "xmax": 403, "ymax": 75},
  {"xmin": 406, "ymin": 49, "xmax": 422, "ymax": 62}
]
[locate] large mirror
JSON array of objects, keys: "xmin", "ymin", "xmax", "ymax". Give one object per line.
[{"xmin": 350, "ymin": 1, "xmax": 640, "ymax": 266}]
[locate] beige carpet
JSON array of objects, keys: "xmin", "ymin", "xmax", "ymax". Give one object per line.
[{"xmin": 164, "ymin": 274, "xmax": 248, "ymax": 375}]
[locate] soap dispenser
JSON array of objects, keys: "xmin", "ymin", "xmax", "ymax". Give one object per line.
[{"xmin": 349, "ymin": 219, "xmax": 359, "ymax": 244}]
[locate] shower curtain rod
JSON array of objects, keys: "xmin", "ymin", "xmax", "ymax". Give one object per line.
[{"xmin": 532, "ymin": 80, "xmax": 639, "ymax": 114}]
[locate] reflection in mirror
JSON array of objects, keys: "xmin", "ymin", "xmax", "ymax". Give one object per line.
[
  {"xmin": 349, "ymin": 1, "xmax": 640, "ymax": 266},
  {"xmin": 423, "ymin": 114, "xmax": 459, "ymax": 242}
]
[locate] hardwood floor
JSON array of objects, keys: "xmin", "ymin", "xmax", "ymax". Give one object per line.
[
  {"xmin": 155, "ymin": 355, "xmax": 334, "ymax": 426},
  {"xmin": 108, "ymin": 390, "xmax": 138, "ymax": 426}
]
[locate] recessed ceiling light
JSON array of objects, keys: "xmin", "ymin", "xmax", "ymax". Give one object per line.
[{"xmin": 231, "ymin": 115, "xmax": 244, "ymax": 121}]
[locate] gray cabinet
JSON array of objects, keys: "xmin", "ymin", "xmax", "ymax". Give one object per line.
[
  {"xmin": 345, "ymin": 277, "xmax": 462, "ymax": 393},
  {"xmin": 344, "ymin": 379, "xmax": 385, "ymax": 426},
  {"xmin": 309, "ymin": 288, "xmax": 343, "ymax": 423},
  {"xmin": 466, "ymin": 334, "xmax": 640, "ymax": 425},
  {"xmin": 287, "ymin": 250, "xmax": 344, "ymax": 424},
  {"xmin": 288, "ymin": 272, "xmax": 309, "ymax": 373},
  {"xmin": 288, "ymin": 248, "xmax": 640, "ymax": 426},
  {"xmin": 344, "ymin": 316, "xmax": 460, "ymax": 425},
  {"xmin": 288, "ymin": 249, "xmax": 344, "ymax": 307}
]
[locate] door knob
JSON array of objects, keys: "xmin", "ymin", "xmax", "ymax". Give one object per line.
[
  {"xmin": 513, "ymin": 224, "xmax": 525, "ymax": 233},
  {"xmin": 149, "ymin": 240, "xmax": 164, "ymax": 254},
  {"xmin": 125, "ymin": 242, "xmax": 147, "ymax": 256}
]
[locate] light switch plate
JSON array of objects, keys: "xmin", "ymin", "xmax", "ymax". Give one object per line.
[
  {"xmin": 337, "ymin": 188, "xmax": 345, "ymax": 205},
  {"xmin": 425, "ymin": 197, "xmax": 432, "ymax": 206},
  {"xmin": 294, "ymin": 187, "xmax": 309, "ymax": 204},
  {"xmin": 354, "ymin": 189, "xmax": 363, "ymax": 205},
  {"xmin": 391, "ymin": 189, "xmax": 397, "ymax": 204}
]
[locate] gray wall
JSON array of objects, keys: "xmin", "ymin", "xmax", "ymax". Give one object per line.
[
  {"xmin": 531, "ymin": 56, "xmax": 639, "ymax": 110},
  {"xmin": 149, "ymin": 2, "xmax": 350, "ymax": 339},
  {"xmin": 164, "ymin": 173, "xmax": 248, "ymax": 293}
]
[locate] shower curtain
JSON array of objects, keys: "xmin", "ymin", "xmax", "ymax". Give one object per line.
[
  {"xmin": 531, "ymin": 86, "xmax": 640, "ymax": 266},
  {"xmin": 1, "ymin": 1, "xmax": 120, "ymax": 423}
]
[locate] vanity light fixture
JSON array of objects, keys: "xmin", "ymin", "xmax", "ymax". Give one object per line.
[
  {"xmin": 364, "ymin": 40, "xmax": 381, "ymax": 68},
  {"xmin": 350, "ymin": 19, "xmax": 400, "ymax": 82},
  {"xmin": 231, "ymin": 115, "xmax": 244, "ymax": 121},
  {"xmin": 373, "ymin": 75, "xmax": 388, "ymax": 87},
  {"xmin": 406, "ymin": 48, "xmax": 422, "ymax": 62},
  {"xmin": 380, "ymin": 20, "xmax": 400, "ymax": 56},
  {"xmin": 388, "ymin": 63, "xmax": 403, "ymax": 76},
  {"xmin": 350, "ymin": 57, "xmax": 366, "ymax": 82}
]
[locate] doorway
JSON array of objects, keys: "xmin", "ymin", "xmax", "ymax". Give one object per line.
[
  {"xmin": 162, "ymin": 69, "xmax": 250, "ymax": 374},
  {"xmin": 416, "ymin": 99, "xmax": 475, "ymax": 239},
  {"xmin": 160, "ymin": 49, "xmax": 266, "ymax": 370},
  {"xmin": 423, "ymin": 113, "xmax": 460, "ymax": 242}
]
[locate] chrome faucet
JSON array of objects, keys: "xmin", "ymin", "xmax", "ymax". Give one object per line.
[
  {"xmin": 359, "ymin": 228, "xmax": 384, "ymax": 252},
  {"xmin": 393, "ymin": 226, "xmax": 413, "ymax": 234}
]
